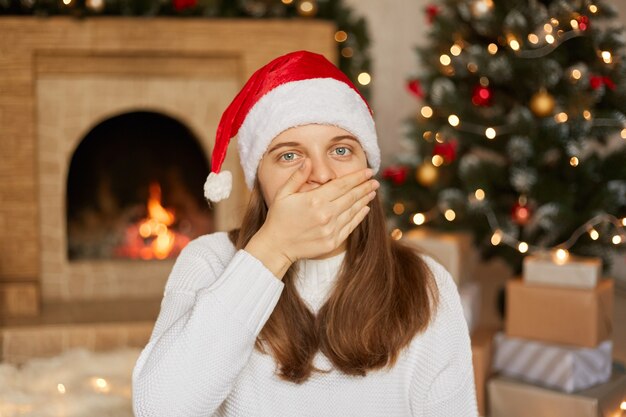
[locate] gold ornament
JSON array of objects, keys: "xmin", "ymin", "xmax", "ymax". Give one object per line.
[
  {"xmin": 530, "ymin": 89, "xmax": 556, "ymax": 117},
  {"xmin": 416, "ymin": 163, "xmax": 438, "ymax": 186}
]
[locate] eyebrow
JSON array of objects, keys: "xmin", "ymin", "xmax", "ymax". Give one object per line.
[{"xmin": 267, "ymin": 135, "xmax": 358, "ymax": 154}]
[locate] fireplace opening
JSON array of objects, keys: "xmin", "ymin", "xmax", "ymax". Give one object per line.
[{"xmin": 67, "ymin": 111, "xmax": 213, "ymax": 261}]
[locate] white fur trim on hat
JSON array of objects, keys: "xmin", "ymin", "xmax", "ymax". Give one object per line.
[
  {"xmin": 203, "ymin": 171, "xmax": 232, "ymax": 202},
  {"xmin": 237, "ymin": 78, "xmax": 380, "ymax": 190}
]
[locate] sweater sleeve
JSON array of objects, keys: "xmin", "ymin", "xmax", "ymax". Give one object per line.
[
  {"xmin": 132, "ymin": 235, "xmax": 285, "ymax": 417},
  {"xmin": 410, "ymin": 258, "xmax": 478, "ymax": 417}
]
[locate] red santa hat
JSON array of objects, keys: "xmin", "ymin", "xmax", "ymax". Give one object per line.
[{"xmin": 204, "ymin": 50, "xmax": 380, "ymax": 202}]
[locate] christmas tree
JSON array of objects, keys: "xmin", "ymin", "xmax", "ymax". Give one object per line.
[{"xmin": 382, "ymin": 0, "xmax": 626, "ymax": 272}]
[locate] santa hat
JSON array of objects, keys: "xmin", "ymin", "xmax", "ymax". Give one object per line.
[{"xmin": 204, "ymin": 50, "xmax": 380, "ymax": 202}]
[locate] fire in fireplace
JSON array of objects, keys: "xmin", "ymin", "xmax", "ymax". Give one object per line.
[{"xmin": 67, "ymin": 111, "xmax": 213, "ymax": 260}]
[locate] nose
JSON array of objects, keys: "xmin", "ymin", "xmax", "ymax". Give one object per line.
[{"xmin": 307, "ymin": 154, "xmax": 336, "ymax": 186}]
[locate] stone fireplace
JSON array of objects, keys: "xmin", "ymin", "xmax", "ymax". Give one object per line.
[
  {"xmin": 38, "ymin": 76, "xmax": 227, "ymax": 301},
  {"xmin": 0, "ymin": 17, "xmax": 336, "ymax": 362}
]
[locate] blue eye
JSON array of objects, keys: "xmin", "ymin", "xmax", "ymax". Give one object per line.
[
  {"xmin": 334, "ymin": 146, "xmax": 351, "ymax": 156},
  {"xmin": 280, "ymin": 152, "xmax": 297, "ymax": 161}
]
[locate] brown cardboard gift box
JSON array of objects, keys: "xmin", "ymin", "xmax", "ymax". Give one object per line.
[
  {"xmin": 488, "ymin": 371, "xmax": 626, "ymax": 417},
  {"xmin": 404, "ymin": 228, "xmax": 477, "ymax": 286},
  {"xmin": 471, "ymin": 329, "xmax": 495, "ymax": 417},
  {"xmin": 505, "ymin": 278, "xmax": 613, "ymax": 347},
  {"xmin": 523, "ymin": 254, "xmax": 602, "ymax": 289}
]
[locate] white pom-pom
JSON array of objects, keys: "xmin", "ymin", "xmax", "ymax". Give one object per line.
[{"xmin": 204, "ymin": 171, "xmax": 232, "ymax": 202}]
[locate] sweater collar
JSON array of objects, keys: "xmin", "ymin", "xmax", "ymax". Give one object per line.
[{"xmin": 294, "ymin": 251, "xmax": 346, "ymax": 312}]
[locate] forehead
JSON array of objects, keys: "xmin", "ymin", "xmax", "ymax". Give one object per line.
[{"xmin": 269, "ymin": 124, "xmax": 357, "ymax": 145}]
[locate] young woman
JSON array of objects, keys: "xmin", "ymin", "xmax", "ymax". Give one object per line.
[{"xmin": 132, "ymin": 50, "xmax": 477, "ymax": 417}]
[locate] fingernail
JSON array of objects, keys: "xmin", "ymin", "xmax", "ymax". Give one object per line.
[
  {"xmin": 372, "ymin": 180, "xmax": 380, "ymax": 189},
  {"xmin": 365, "ymin": 168, "xmax": 373, "ymax": 178}
]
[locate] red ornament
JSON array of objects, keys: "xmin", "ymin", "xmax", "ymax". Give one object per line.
[
  {"xmin": 173, "ymin": 0, "xmax": 196, "ymax": 11},
  {"xmin": 590, "ymin": 75, "xmax": 616, "ymax": 91},
  {"xmin": 472, "ymin": 85, "xmax": 492, "ymax": 106},
  {"xmin": 433, "ymin": 140, "xmax": 458, "ymax": 163},
  {"xmin": 590, "ymin": 75, "xmax": 602, "ymax": 89},
  {"xmin": 382, "ymin": 165, "xmax": 410, "ymax": 185},
  {"xmin": 511, "ymin": 201, "xmax": 532, "ymax": 225},
  {"xmin": 603, "ymin": 77, "xmax": 616, "ymax": 91},
  {"xmin": 407, "ymin": 79, "xmax": 425, "ymax": 99},
  {"xmin": 576, "ymin": 15, "xmax": 590, "ymax": 31},
  {"xmin": 425, "ymin": 5, "xmax": 440, "ymax": 24}
]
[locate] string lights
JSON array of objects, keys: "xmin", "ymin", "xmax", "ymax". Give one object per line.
[
  {"xmin": 357, "ymin": 72, "xmax": 371, "ymax": 86},
  {"xmin": 437, "ymin": 7, "xmax": 615, "ymax": 69},
  {"xmin": 420, "ymin": 104, "xmax": 626, "ymax": 139},
  {"xmin": 484, "ymin": 211, "xmax": 626, "ymax": 254},
  {"xmin": 392, "ymin": 191, "xmax": 626, "ymax": 257},
  {"xmin": 434, "ymin": 11, "xmax": 611, "ymax": 62},
  {"xmin": 91, "ymin": 377, "xmax": 111, "ymax": 393},
  {"xmin": 517, "ymin": 30, "xmax": 583, "ymax": 59},
  {"xmin": 333, "ymin": 28, "xmax": 371, "ymax": 86},
  {"xmin": 0, "ymin": 372, "xmax": 130, "ymax": 416}
]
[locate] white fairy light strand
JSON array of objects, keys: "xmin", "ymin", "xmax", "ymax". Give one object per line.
[
  {"xmin": 516, "ymin": 30, "xmax": 584, "ymax": 59},
  {"xmin": 589, "ymin": 119, "xmax": 626, "ymax": 128},
  {"xmin": 484, "ymin": 208, "xmax": 626, "ymax": 254},
  {"xmin": 449, "ymin": 11, "xmax": 607, "ymax": 61},
  {"xmin": 411, "ymin": 207, "xmax": 440, "ymax": 225},
  {"xmin": 447, "ymin": 120, "xmax": 516, "ymax": 138},
  {"xmin": 424, "ymin": 109, "xmax": 626, "ymax": 139},
  {"xmin": 397, "ymin": 194, "xmax": 626, "ymax": 255}
]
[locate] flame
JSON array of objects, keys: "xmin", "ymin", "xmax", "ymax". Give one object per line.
[
  {"xmin": 146, "ymin": 183, "xmax": 175, "ymax": 226},
  {"xmin": 139, "ymin": 183, "xmax": 176, "ymax": 259},
  {"xmin": 115, "ymin": 182, "xmax": 189, "ymax": 260}
]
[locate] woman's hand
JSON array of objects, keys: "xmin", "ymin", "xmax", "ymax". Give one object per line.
[{"xmin": 244, "ymin": 158, "xmax": 379, "ymax": 279}]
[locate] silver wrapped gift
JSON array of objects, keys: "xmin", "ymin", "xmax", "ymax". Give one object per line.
[{"xmin": 493, "ymin": 332, "xmax": 612, "ymax": 393}]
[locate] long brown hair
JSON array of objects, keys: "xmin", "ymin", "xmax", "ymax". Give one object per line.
[{"xmin": 228, "ymin": 179, "xmax": 439, "ymax": 384}]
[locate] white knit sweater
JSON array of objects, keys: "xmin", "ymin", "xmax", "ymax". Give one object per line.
[{"xmin": 132, "ymin": 232, "xmax": 477, "ymax": 417}]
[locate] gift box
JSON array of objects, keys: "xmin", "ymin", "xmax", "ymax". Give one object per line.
[
  {"xmin": 523, "ymin": 254, "xmax": 602, "ymax": 289},
  {"xmin": 404, "ymin": 227, "xmax": 477, "ymax": 286},
  {"xmin": 460, "ymin": 281, "xmax": 481, "ymax": 333},
  {"xmin": 471, "ymin": 329, "xmax": 495, "ymax": 417},
  {"xmin": 506, "ymin": 278, "xmax": 613, "ymax": 348},
  {"xmin": 493, "ymin": 332, "xmax": 612, "ymax": 393},
  {"xmin": 488, "ymin": 371, "xmax": 626, "ymax": 417}
]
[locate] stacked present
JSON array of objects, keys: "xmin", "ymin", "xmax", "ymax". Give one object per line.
[
  {"xmin": 489, "ymin": 252, "xmax": 625, "ymax": 417},
  {"xmin": 404, "ymin": 228, "xmax": 480, "ymax": 330},
  {"xmin": 404, "ymin": 228, "xmax": 492, "ymax": 415},
  {"xmin": 471, "ymin": 328, "xmax": 496, "ymax": 417}
]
